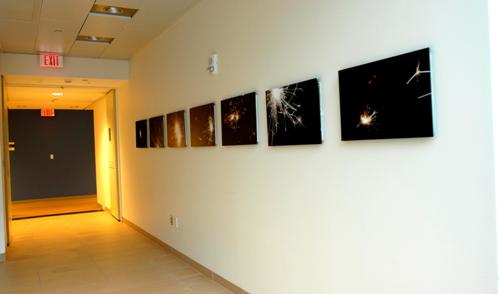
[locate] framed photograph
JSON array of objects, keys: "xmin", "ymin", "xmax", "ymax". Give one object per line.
[
  {"xmin": 221, "ymin": 92, "xmax": 258, "ymax": 146},
  {"xmin": 338, "ymin": 48, "xmax": 433, "ymax": 140},
  {"xmin": 190, "ymin": 103, "xmax": 216, "ymax": 147},
  {"xmin": 149, "ymin": 115, "xmax": 165, "ymax": 148},
  {"xmin": 135, "ymin": 119, "xmax": 148, "ymax": 148},
  {"xmin": 167, "ymin": 110, "xmax": 187, "ymax": 148},
  {"xmin": 265, "ymin": 78, "xmax": 322, "ymax": 146}
]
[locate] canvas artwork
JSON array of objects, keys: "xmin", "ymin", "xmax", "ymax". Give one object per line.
[
  {"xmin": 190, "ymin": 103, "xmax": 216, "ymax": 147},
  {"xmin": 135, "ymin": 119, "xmax": 148, "ymax": 148},
  {"xmin": 221, "ymin": 92, "xmax": 258, "ymax": 146},
  {"xmin": 265, "ymin": 78, "xmax": 323, "ymax": 146},
  {"xmin": 338, "ymin": 48, "xmax": 434, "ymax": 141},
  {"xmin": 167, "ymin": 110, "xmax": 187, "ymax": 148},
  {"xmin": 149, "ymin": 115, "xmax": 165, "ymax": 148}
]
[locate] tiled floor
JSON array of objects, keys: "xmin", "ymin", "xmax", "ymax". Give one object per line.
[
  {"xmin": 11, "ymin": 195, "xmax": 101, "ymax": 219},
  {"xmin": 1, "ymin": 212, "xmax": 232, "ymax": 294}
]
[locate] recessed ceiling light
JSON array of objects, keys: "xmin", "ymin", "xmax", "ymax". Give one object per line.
[
  {"xmin": 51, "ymin": 92, "xmax": 63, "ymax": 97},
  {"xmin": 107, "ymin": 6, "xmax": 122, "ymax": 14},
  {"xmin": 90, "ymin": 4, "xmax": 138, "ymax": 19},
  {"xmin": 76, "ymin": 35, "xmax": 114, "ymax": 44}
]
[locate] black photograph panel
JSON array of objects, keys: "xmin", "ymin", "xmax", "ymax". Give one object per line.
[
  {"xmin": 339, "ymin": 48, "xmax": 433, "ymax": 141},
  {"xmin": 265, "ymin": 78, "xmax": 322, "ymax": 146},
  {"xmin": 221, "ymin": 92, "xmax": 258, "ymax": 146}
]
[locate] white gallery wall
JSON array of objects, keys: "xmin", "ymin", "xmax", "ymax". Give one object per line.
[
  {"xmin": 489, "ymin": 0, "xmax": 500, "ymax": 286},
  {"xmin": 0, "ymin": 53, "xmax": 128, "ymax": 80},
  {"xmin": 0, "ymin": 54, "xmax": 5, "ymax": 257},
  {"xmin": 90, "ymin": 94, "xmax": 111, "ymax": 209},
  {"xmin": 118, "ymin": 0, "xmax": 496, "ymax": 293}
]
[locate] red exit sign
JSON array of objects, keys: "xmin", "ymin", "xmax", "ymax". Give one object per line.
[
  {"xmin": 39, "ymin": 53, "xmax": 63, "ymax": 68},
  {"xmin": 41, "ymin": 109, "xmax": 55, "ymax": 117}
]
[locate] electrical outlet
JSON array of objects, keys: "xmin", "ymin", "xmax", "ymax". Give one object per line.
[
  {"xmin": 169, "ymin": 215, "xmax": 174, "ymax": 226},
  {"xmin": 175, "ymin": 217, "xmax": 179, "ymax": 229}
]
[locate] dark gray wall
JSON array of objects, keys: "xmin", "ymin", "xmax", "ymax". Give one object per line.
[{"xmin": 8, "ymin": 110, "xmax": 97, "ymax": 201}]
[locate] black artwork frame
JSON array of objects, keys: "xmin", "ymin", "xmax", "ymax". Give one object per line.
[
  {"xmin": 149, "ymin": 115, "xmax": 166, "ymax": 148},
  {"xmin": 265, "ymin": 78, "xmax": 323, "ymax": 146},
  {"xmin": 189, "ymin": 103, "xmax": 216, "ymax": 147},
  {"xmin": 338, "ymin": 48, "xmax": 434, "ymax": 141},
  {"xmin": 135, "ymin": 119, "xmax": 148, "ymax": 148},
  {"xmin": 221, "ymin": 92, "xmax": 258, "ymax": 146},
  {"xmin": 167, "ymin": 110, "xmax": 187, "ymax": 148}
]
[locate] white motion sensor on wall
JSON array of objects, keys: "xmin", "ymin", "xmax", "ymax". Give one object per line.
[{"xmin": 207, "ymin": 53, "xmax": 219, "ymax": 75}]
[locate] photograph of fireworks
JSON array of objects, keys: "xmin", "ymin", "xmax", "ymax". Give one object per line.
[
  {"xmin": 338, "ymin": 48, "xmax": 434, "ymax": 141},
  {"xmin": 135, "ymin": 119, "xmax": 148, "ymax": 148},
  {"xmin": 149, "ymin": 115, "xmax": 165, "ymax": 148},
  {"xmin": 167, "ymin": 110, "xmax": 187, "ymax": 148},
  {"xmin": 190, "ymin": 103, "xmax": 216, "ymax": 147},
  {"xmin": 221, "ymin": 92, "xmax": 258, "ymax": 146},
  {"xmin": 265, "ymin": 78, "xmax": 322, "ymax": 146}
]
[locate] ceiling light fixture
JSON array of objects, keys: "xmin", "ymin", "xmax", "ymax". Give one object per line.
[
  {"xmin": 90, "ymin": 4, "xmax": 138, "ymax": 19},
  {"xmin": 106, "ymin": 6, "xmax": 122, "ymax": 14},
  {"xmin": 76, "ymin": 35, "xmax": 114, "ymax": 45}
]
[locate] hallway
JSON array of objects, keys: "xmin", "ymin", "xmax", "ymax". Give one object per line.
[{"xmin": 0, "ymin": 212, "xmax": 231, "ymax": 294}]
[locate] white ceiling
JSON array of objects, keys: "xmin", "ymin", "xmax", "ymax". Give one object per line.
[
  {"xmin": 5, "ymin": 75, "xmax": 125, "ymax": 109},
  {"xmin": 0, "ymin": 0, "xmax": 200, "ymax": 59}
]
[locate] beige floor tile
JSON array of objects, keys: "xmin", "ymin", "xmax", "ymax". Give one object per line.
[
  {"xmin": 181, "ymin": 275, "xmax": 227, "ymax": 294},
  {"xmin": 0, "ymin": 212, "xmax": 234, "ymax": 293}
]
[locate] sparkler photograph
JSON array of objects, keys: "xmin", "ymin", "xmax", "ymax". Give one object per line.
[
  {"xmin": 167, "ymin": 110, "xmax": 187, "ymax": 148},
  {"xmin": 338, "ymin": 48, "xmax": 434, "ymax": 140},
  {"xmin": 190, "ymin": 103, "xmax": 216, "ymax": 147},
  {"xmin": 135, "ymin": 119, "xmax": 148, "ymax": 148},
  {"xmin": 265, "ymin": 78, "xmax": 322, "ymax": 146},
  {"xmin": 221, "ymin": 92, "xmax": 258, "ymax": 146},
  {"xmin": 357, "ymin": 106, "xmax": 378, "ymax": 129},
  {"xmin": 149, "ymin": 115, "xmax": 165, "ymax": 148}
]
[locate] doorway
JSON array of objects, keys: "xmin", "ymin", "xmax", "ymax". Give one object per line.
[
  {"xmin": 1, "ymin": 75, "xmax": 123, "ymax": 245},
  {"xmin": 8, "ymin": 108, "xmax": 99, "ymax": 219}
]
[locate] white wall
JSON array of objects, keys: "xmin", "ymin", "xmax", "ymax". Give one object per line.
[
  {"xmin": 118, "ymin": 0, "xmax": 497, "ymax": 293},
  {"xmin": 90, "ymin": 95, "xmax": 111, "ymax": 209},
  {"xmin": 0, "ymin": 56, "xmax": 5, "ymax": 257},
  {"xmin": 0, "ymin": 53, "xmax": 128, "ymax": 80},
  {"xmin": 489, "ymin": 0, "xmax": 500, "ymax": 288}
]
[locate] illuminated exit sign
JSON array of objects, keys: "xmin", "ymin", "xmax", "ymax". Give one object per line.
[
  {"xmin": 41, "ymin": 109, "xmax": 55, "ymax": 117},
  {"xmin": 39, "ymin": 53, "xmax": 63, "ymax": 68}
]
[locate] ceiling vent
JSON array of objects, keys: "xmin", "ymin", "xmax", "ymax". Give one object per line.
[
  {"xmin": 90, "ymin": 4, "xmax": 138, "ymax": 19},
  {"xmin": 76, "ymin": 35, "xmax": 114, "ymax": 45}
]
